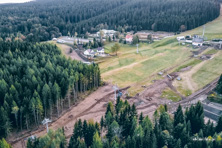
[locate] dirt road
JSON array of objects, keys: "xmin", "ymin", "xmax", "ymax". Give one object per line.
[
  {"xmin": 61, "ymin": 44, "xmax": 85, "ymax": 62},
  {"xmin": 55, "ymin": 42, "xmax": 86, "ymax": 62},
  {"xmin": 11, "ymin": 82, "xmax": 162, "ymax": 148},
  {"xmin": 11, "ymin": 84, "xmax": 114, "ymax": 148}
]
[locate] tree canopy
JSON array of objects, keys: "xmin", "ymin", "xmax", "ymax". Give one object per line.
[
  {"xmin": 0, "ymin": 0, "xmax": 220, "ymax": 42},
  {"xmin": 66, "ymin": 100, "xmax": 222, "ymax": 148},
  {"xmin": 0, "ymin": 41, "xmax": 101, "ymax": 138}
]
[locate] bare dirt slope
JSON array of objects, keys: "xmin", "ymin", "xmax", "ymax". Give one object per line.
[
  {"xmin": 11, "ymin": 82, "xmax": 163, "ymax": 148},
  {"xmin": 51, "ymin": 42, "xmax": 85, "ymax": 62},
  {"xmin": 12, "ymin": 84, "xmax": 114, "ymax": 148},
  {"xmin": 173, "ymin": 52, "xmax": 220, "ymax": 93}
]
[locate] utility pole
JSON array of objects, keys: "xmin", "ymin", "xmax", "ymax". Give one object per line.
[
  {"xmin": 136, "ymin": 44, "xmax": 139, "ymax": 53},
  {"xmin": 112, "ymin": 85, "xmax": 118, "ymax": 101},
  {"xmin": 202, "ymin": 25, "xmax": 205, "ymax": 38},
  {"xmin": 42, "ymin": 118, "xmax": 52, "ymax": 133}
]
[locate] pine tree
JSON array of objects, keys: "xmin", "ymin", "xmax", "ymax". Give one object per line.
[
  {"xmin": 106, "ymin": 102, "xmax": 114, "ymax": 116},
  {"xmin": 100, "ymin": 116, "xmax": 104, "ymax": 129},
  {"xmin": 92, "ymin": 131, "xmax": 103, "ymax": 148},
  {"xmin": 105, "ymin": 111, "xmax": 114, "ymax": 127},
  {"xmin": 107, "ymin": 121, "xmax": 121, "ymax": 142},
  {"xmin": 174, "ymin": 104, "xmax": 184, "ymax": 127},
  {"xmin": 153, "ymin": 110, "xmax": 159, "ymax": 121},
  {"xmin": 133, "ymin": 125, "xmax": 144, "ymax": 148},
  {"xmin": 175, "ymin": 139, "xmax": 182, "ymax": 148},
  {"xmin": 159, "ymin": 112, "xmax": 173, "ymax": 133},
  {"xmin": 110, "ymin": 138, "xmax": 119, "ymax": 148},
  {"xmin": 0, "ymin": 79, "xmax": 8, "ymax": 104},
  {"xmin": 216, "ymin": 75, "xmax": 222, "ymax": 94},
  {"xmin": 0, "ymin": 138, "xmax": 11, "ymax": 148},
  {"xmin": 82, "ymin": 120, "xmax": 88, "ymax": 141},
  {"xmin": 216, "ymin": 116, "xmax": 222, "ymax": 133},
  {"xmin": 42, "ymin": 83, "xmax": 51, "ymax": 117},
  {"xmin": 139, "ymin": 112, "xmax": 144, "ymax": 125},
  {"xmin": 11, "ymin": 101, "xmax": 19, "ymax": 129},
  {"xmin": 130, "ymin": 104, "xmax": 137, "ymax": 121},
  {"xmin": 52, "ymin": 82, "xmax": 61, "ymax": 117}
]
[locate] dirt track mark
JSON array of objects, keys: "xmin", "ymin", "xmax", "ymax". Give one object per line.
[
  {"xmin": 178, "ymin": 52, "xmax": 220, "ymax": 92},
  {"xmin": 137, "ymin": 103, "xmax": 158, "ymax": 110},
  {"xmin": 11, "ymin": 85, "xmax": 130, "ymax": 148},
  {"xmin": 102, "ymin": 53, "xmax": 165, "ymax": 77},
  {"xmin": 168, "ymin": 77, "xmax": 219, "ymax": 113}
]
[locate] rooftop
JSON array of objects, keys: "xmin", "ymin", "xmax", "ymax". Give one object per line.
[{"xmin": 193, "ymin": 38, "xmax": 204, "ymax": 43}]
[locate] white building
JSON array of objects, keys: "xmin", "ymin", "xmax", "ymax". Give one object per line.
[
  {"xmin": 177, "ymin": 36, "xmax": 185, "ymax": 41},
  {"xmin": 57, "ymin": 39, "xmax": 65, "ymax": 43},
  {"xmin": 185, "ymin": 39, "xmax": 192, "ymax": 44},
  {"xmin": 97, "ymin": 29, "xmax": 116, "ymax": 37},
  {"xmin": 192, "ymin": 38, "xmax": 204, "ymax": 46},
  {"xmin": 97, "ymin": 47, "xmax": 105, "ymax": 54},
  {"xmin": 84, "ymin": 49, "xmax": 95, "ymax": 57}
]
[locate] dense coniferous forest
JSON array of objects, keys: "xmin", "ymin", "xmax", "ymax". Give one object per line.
[
  {"xmin": 0, "ymin": 41, "xmax": 101, "ymax": 139},
  {"xmin": 27, "ymin": 99, "xmax": 222, "ymax": 148},
  {"xmin": 216, "ymin": 75, "xmax": 222, "ymax": 94},
  {"xmin": 0, "ymin": 0, "xmax": 220, "ymax": 42}
]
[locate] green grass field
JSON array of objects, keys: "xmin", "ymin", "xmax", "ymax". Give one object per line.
[
  {"xmin": 161, "ymin": 88, "xmax": 182, "ymax": 102},
  {"xmin": 192, "ymin": 51, "xmax": 222, "ymax": 88},
  {"xmin": 99, "ymin": 41, "xmax": 192, "ymax": 95},
  {"xmin": 99, "ymin": 5, "xmax": 222, "ymax": 96}
]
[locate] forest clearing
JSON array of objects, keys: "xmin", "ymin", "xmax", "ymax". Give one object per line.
[
  {"xmin": 9, "ymin": 5, "xmax": 220, "ymax": 147},
  {"xmin": 98, "ymin": 5, "xmax": 222, "ymax": 98}
]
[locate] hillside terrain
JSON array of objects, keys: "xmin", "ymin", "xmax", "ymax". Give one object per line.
[
  {"xmin": 0, "ymin": 1, "xmax": 222, "ymax": 148},
  {"xmin": 0, "ymin": 0, "xmax": 220, "ymax": 41},
  {"xmin": 0, "ymin": 41, "xmax": 101, "ymax": 141},
  {"xmin": 99, "ymin": 5, "xmax": 222, "ymax": 98}
]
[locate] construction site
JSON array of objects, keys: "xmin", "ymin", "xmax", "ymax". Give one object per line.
[{"xmin": 9, "ymin": 5, "xmax": 222, "ymax": 148}]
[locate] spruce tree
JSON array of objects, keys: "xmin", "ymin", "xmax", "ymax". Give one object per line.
[
  {"xmin": 92, "ymin": 131, "xmax": 103, "ymax": 148},
  {"xmin": 216, "ymin": 116, "xmax": 222, "ymax": 133},
  {"xmin": 174, "ymin": 104, "xmax": 184, "ymax": 127},
  {"xmin": 139, "ymin": 112, "xmax": 144, "ymax": 125}
]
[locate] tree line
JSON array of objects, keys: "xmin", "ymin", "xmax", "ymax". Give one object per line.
[
  {"xmin": 27, "ymin": 98, "xmax": 222, "ymax": 148},
  {"xmin": 0, "ymin": 0, "xmax": 220, "ymax": 42},
  {"xmin": 0, "ymin": 41, "xmax": 101, "ymax": 139},
  {"xmin": 216, "ymin": 75, "xmax": 222, "ymax": 94}
]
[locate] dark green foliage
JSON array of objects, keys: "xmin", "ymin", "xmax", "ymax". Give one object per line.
[
  {"xmin": 0, "ymin": 107, "xmax": 11, "ymax": 138},
  {"xmin": 185, "ymin": 101, "xmax": 204, "ymax": 134},
  {"xmin": 174, "ymin": 104, "xmax": 184, "ymax": 127},
  {"xmin": 0, "ymin": 0, "xmax": 220, "ymax": 42},
  {"xmin": 69, "ymin": 120, "xmax": 99, "ymax": 148},
  {"xmin": 204, "ymin": 120, "xmax": 215, "ymax": 136},
  {"xmin": 0, "ymin": 41, "xmax": 101, "ymax": 138},
  {"xmin": 139, "ymin": 112, "xmax": 144, "ymax": 125},
  {"xmin": 132, "ymin": 35, "xmax": 140, "ymax": 45},
  {"xmin": 66, "ymin": 99, "xmax": 222, "ymax": 148},
  {"xmin": 216, "ymin": 75, "xmax": 222, "ymax": 94},
  {"xmin": 100, "ymin": 116, "xmax": 104, "ymax": 129},
  {"xmin": 159, "ymin": 112, "xmax": 173, "ymax": 133},
  {"xmin": 27, "ymin": 128, "xmax": 66, "ymax": 148},
  {"xmin": 216, "ymin": 116, "xmax": 222, "ymax": 133}
]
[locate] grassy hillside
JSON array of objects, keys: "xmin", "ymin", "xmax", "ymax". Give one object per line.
[
  {"xmin": 99, "ymin": 5, "xmax": 222, "ymax": 96},
  {"xmin": 174, "ymin": 5, "xmax": 222, "ymax": 95},
  {"xmin": 99, "ymin": 40, "xmax": 191, "ymax": 95}
]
